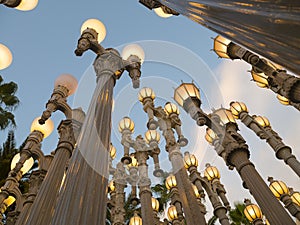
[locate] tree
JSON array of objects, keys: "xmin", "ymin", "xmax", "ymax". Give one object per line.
[
  {"xmin": 0, "ymin": 75, "xmax": 20, "ymax": 130},
  {"xmin": 229, "ymin": 202, "xmax": 251, "ymax": 225},
  {"xmin": 0, "ymin": 130, "xmax": 18, "ymax": 187}
]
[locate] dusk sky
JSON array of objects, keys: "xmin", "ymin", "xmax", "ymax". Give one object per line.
[{"xmin": 1, "ymin": 0, "xmax": 299, "ymax": 221}]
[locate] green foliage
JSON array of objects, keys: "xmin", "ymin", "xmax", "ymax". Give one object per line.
[
  {"xmin": 151, "ymin": 182, "xmax": 171, "ymax": 213},
  {"xmin": 151, "ymin": 173, "xmax": 171, "ymax": 213},
  {"xmin": 229, "ymin": 202, "xmax": 251, "ymax": 225},
  {"xmin": 0, "ymin": 75, "xmax": 20, "ymax": 130},
  {"xmin": 0, "ymin": 131, "xmax": 18, "ymax": 187}
]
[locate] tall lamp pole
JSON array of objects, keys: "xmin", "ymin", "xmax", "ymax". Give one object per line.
[
  {"xmin": 230, "ymin": 101, "xmax": 300, "ymax": 177},
  {"xmin": 49, "ymin": 19, "xmax": 144, "ymax": 225},
  {"xmin": 138, "ymin": 87, "xmax": 207, "ymax": 225},
  {"xmin": 184, "ymin": 152, "xmax": 231, "ymax": 225},
  {"xmin": 173, "ymin": 82, "xmax": 295, "ymax": 225},
  {"xmin": 213, "ymin": 35, "xmax": 300, "ymax": 110},
  {"xmin": 20, "ymin": 74, "xmax": 83, "ymax": 225}
]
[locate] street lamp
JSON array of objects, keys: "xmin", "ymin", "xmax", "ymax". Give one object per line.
[
  {"xmin": 0, "ymin": 116, "xmax": 55, "ymax": 225},
  {"xmin": 268, "ymin": 177, "xmax": 300, "ymax": 220},
  {"xmin": 230, "ymin": 101, "xmax": 300, "ymax": 177},
  {"xmin": 244, "ymin": 199, "xmax": 264, "ymax": 225},
  {"xmin": 174, "ymin": 82, "xmax": 296, "ymax": 225},
  {"xmin": 0, "ymin": 44, "xmax": 12, "ymax": 70},
  {"xmin": 139, "ymin": 86, "xmax": 206, "ymax": 225},
  {"xmin": 39, "ymin": 73, "xmax": 78, "ymax": 124},
  {"xmin": 46, "ymin": 18, "xmax": 145, "ymax": 225},
  {"xmin": 0, "ymin": 0, "xmax": 38, "ymax": 11},
  {"xmin": 184, "ymin": 152, "xmax": 231, "ymax": 225},
  {"xmin": 213, "ymin": 35, "xmax": 300, "ymax": 109},
  {"xmin": 20, "ymin": 71, "xmax": 85, "ymax": 225}
]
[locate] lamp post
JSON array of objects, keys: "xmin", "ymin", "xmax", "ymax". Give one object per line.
[
  {"xmin": 0, "ymin": 0, "xmax": 38, "ymax": 11},
  {"xmin": 118, "ymin": 116, "xmax": 159, "ymax": 225},
  {"xmin": 0, "ymin": 116, "xmax": 54, "ymax": 225},
  {"xmin": 20, "ymin": 74, "xmax": 85, "ymax": 225},
  {"xmin": 213, "ymin": 35, "xmax": 300, "ymax": 108},
  {"xmin": 268, "ymin": 177, "xmax": 300, "ymax": 220},
  {"xmin": 138, "ymin": 87, "xmax": 207, "ymax": 225},
  {"xmin": 243, "ymin": 199, "xmax": 264, "ymax": 225},
  {"xmin": 174, "ymin": 82, "xmax": 295, "ymax": 225},
  {"xmin": 184, "ymin": 152, "xmax": 231, "ymax": 225},
  {"xmin": 165, "ymin": 174, "xmax": 185, "ymax": 223},
  {"xmin": 230, "ymin": 101, "xmax": 300, "ymax": 177},
  {"xmin": 0, "ymin": 117, "xmax": 53, "ymax": 204},
  {"xmin": 48, "ymin": 19, "xmax": 144, "ymax": 225}
]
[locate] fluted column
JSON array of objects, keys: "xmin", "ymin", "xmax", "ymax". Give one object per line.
[
  {"xmin": 237, "ymin": 110, "xmax": 300, "ymax": 177},
  {"xmin": 135, "ymin": 138, "xmax": 155, "ymax": 225},
  {"xmin": 112, "ymin": 163, "xmax": 126, "ymax": 225},
  {"xmin": 50, "ymin": 49, "xmax": 121, "ymax": 225},
  {"xmin": 15, "ymin": 169, "xmax": 48, "ymax": 225},
  {"xmin": 22, "ymin": 119, "xmax": 76, "ymax": 225},
  {"xmin": 188, "ymin": 165, "xmax": 230, "ymax": 225},
  {"xmin": 168, "ymin": 145, "xmax": 207, "ymax": 225},
  {"xmin": 230, "ymin": 150, "xmax": 295, "ymax": 225}
]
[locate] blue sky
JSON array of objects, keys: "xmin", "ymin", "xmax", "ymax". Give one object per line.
[{"xmin": 1, "ymin": 0, "xmax": 299, "ymax": 221}]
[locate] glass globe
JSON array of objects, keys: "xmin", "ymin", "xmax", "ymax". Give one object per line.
[
  {"xmin": 269, "ymin": 179, "xmax": 289, "ymax": 198},
  {"xmin": 277, "ymin": 94, "xmax": 290, "ymax": 105},
  {"xmin": 183, "ymin": 152, "xmax": 198, "ymax": 169},
  {"xmin": 213, "ymin": 35, "xmax": 232, "ymax": 59},
  {"xmin": 230, "ymin": 101, "xmax": 248, "ymax": 118},
  {"xmin": 205, "ymin": 128, "xmax": 217, "ymax": 145},
  {"xmin": 108, "ymin": 180, "xmax": 115, "ymax": 192},
  {"xmin": 127, "ymin": 155, "xmax": 138, "ymax": 168},
  {"xmin": 154, "ymin": 7, "xmax": 172, "ymax": 18},
  {"xmin": 54, "ymin": 74, "xmax": 78, "ymax": 96},
  {"xmin": 121, "ymin": 44, "xmax": 145, "ymax": 63},
  {"xmin": 144, "ymin": 130, "xmax": 160, "ymax": 144},
  {"xmin": 118, "ymin": 117, "xmax": 135, "ymax": 133},
  {"xmin": 253, "ymin": 116, "xmax": 270, "ymax": 127},
  {"xmin": 165, "ymin": 174, "xmax": 177, "ymax": 190},
  {"xmin": 30, "ymin": 117, "xmax": 54, "ymax": 138},
  {"xmin": 214, "ymin": 108, "xmax": 236, "ymax": 125},
  {"xmin": 109, "ymin": 144, "xmax": 116, "ymax": 160},
  {"xmin": 151, "ymin": 197, "xmax": 160, "ymax": 212},
  {"xmin": 138, "ymin": 87, "xmax": 155, "ymax": 102},
  {"xmin": 192, "ymin": 184, "xmax": 200, "ymax": 198},
  {"xmin": 164, "ymin": 102, "xmax": 179, "ymax": 115},
  {"xmin": 174, "ymin": 83, "xmax": 200, "ymax": 107},
  {"xmin": 0, "ymin": 44, "xmax": 13, "ymax": 70},
  {"xmin": 204, "ymin": 164, "xmax": 220, "ymax": 181},
  {"xmin": 129, "ymin": 213, "xmax": 142, "ymax": 225},
  {"xmin": 251, "ymin": 69, "xmax": 269, "ymax": 88},
  {"xmin": 291, "ymin": 191, "xmax": 300, "ymax": 206},
  {"xmin": 167, "ymin": 205, "xmax": 178, "ymax": 221},
  {"xmin": 244, "ymin": 203, "xmax": 263, "ymax": 222},
  {"xmin": 15, "ymin": 0, "xmax": 38, "ymax": 11},
  {"xmin": 11, "ymin": 153, "xmax": 34, "ymax": 175},
  {"xmin": 80, "ymin": 19, "xmax": 106, "ymax": 43},
  {"xmin": 3, "ymin": 196, "xmax": 16, "ymax": 209}
]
